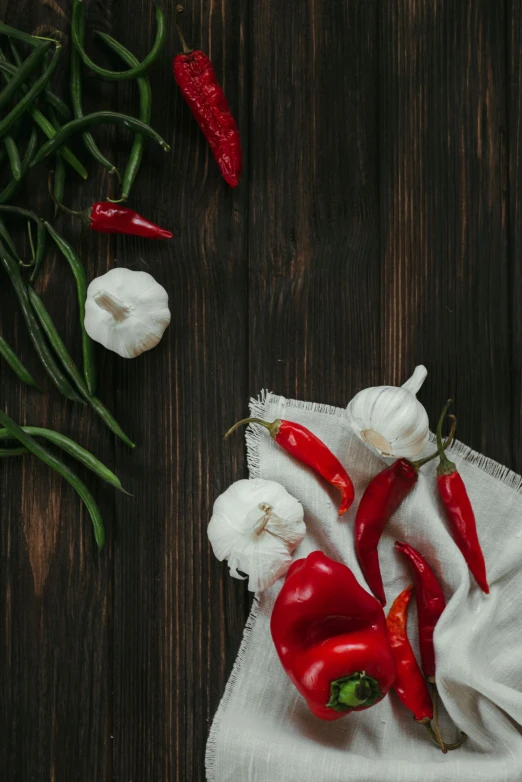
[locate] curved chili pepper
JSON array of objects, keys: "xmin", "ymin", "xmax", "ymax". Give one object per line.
[
  {"xmin": 355, "ymin": 414, "xmax": 456, "ymax": 605},
  {"xmin": 395, "ymin": 541, "xmax": 446, "ymax": 681},
  {"xmin": 173, "ymin": 5, "xmax": 242, "ymax": 188},
  {"xmin": 225, "ymin": 418, "xmax": 354, "ymax": 515},
  {"xmin": 49, "ymin": 182, "xmax": 172, "ymax": 239},
  {"xmin": 436, "ymin": 401, "xmax": 489, "ymax": 594},
  {"xmin": 271, "ymin": 551, "xmax": 396, "ymax": 720}
]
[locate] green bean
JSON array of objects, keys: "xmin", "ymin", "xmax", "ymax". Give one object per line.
[
  {"xmin": 30, "ymin": 110, "xmax": 170, "ymax": 168},
  {"xmin": 71, "ymin": 0, "xmax": 166, "ymax": 81},
  {"xmin": 0, "ymin": 55, "xmax": 87, "ymax": 179},
  {"xmin": 0, "ymin": 127, "xmax": 37, "ymax": 204},
  {"xmin": 0, "ymin": 216, "xmax": 20, "ymax": 259},
  {"xmin": 0, "ymin": 426, "xmax": 128, "ymax": 492},
  {"xmin": 0, "ymin": 23, "xmax": 58, "ymax": 48},
  {"xmin": 0, "ymin": 40, "xmax": 52, "ymax": 111},
  {"xmin": 0, "ymin": 408, "xmax": 105, "ymax": 549},
  {"xmin": 0, "ymin": 446, "xmax": 27, "ymax": 457},
  {"xmin": 44, "ymin": 221, "xmax": 96, "ymax": 395},
  {"xmin": 0, "ymin": 42, "xmax": 62, "ymax": 138},
  {"xmin": 6, "ymin": 42, "xmax": 70, "ymax": 121},
  {"xmin": 28, "ymin": 286, "xmax": 135, "ymax": 449},
  {"xmin": 3, "ymin": 135, "xmax": 22, "ymax": 180},
  {"xmin": 52, "ymin": 155, "xmax": 66, "ymax": 221},
  {"xmin": 70, "ymin": 10, "xmax": 118, "ymax": 177},
  {"xmin": 0, "ymin": 207, "xmax": 47, "ymax": 282},
  {"xmin": 0, "ymin": 333, "xmax": 41, "ymax": 390},
  {"xmin": 0, "ymin": 250, "xmax": 84, "ymax": 403},
  {"xmin": 96, "ymin": 31, "xmax": 151, "ymax": 201},
  {"xmin": 0, "ymin": 144, "xmax": 5, "ymax": 165}
]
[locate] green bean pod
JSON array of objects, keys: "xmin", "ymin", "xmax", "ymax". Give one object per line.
[
  {"xmin": 0, "ymin": 426, "xmax": 128, "ymax": 492},
  {"xmin": 52, "ymin": 155, "xmax": 66, "ymax": 221},
  {"xmin": 70, "ymin": 9, "xmax": 118, "ymax": 176},
  {"xmin": 30, "ymin": 111, "xmax": 170, "ymax": 168},
  {"xmin": 0, "ymin": 23, "xmax": 58, "ymax": 48},
  {"xmin": 0, "ymin": 216, "xmax": 20, "ymax": 260},
  {"xmin": 0, "ymin": 446, "xmax": 27, "ymax": 457},
  {"xmin": 0, "ymin": 408, "xmax": 105, "ymax": 549},
  {"xmin": 44, "ymin": 221, "xmax": 96, "ymax": 395},
  {"xmin": 0, "ymin": 52, "xmax": 87, "ymax": 179},
  {"xmin": 0, "ymin": 40, "xmax": 53, "ymax": 111},
  {"xmin": 0, "ymin": 206, "xmax": 47, "ymax": 282},
  {"xmin": 96, "ymin": 31, "xmax": 152, "ymax": 201},
  {"xmin": 0, "ymin": 250, "xmax": 83, "ymax": 403},
  {"xmin": 71, "ymin": 0, "xmax": 166, "ymax": 81},
  {"xmin": 0, "ymin": 333, "xmax": 41, "ymax": 389},
  {"xmin": 3, "ymin": 136, "xmax": 22, "ymax": 180},
  {"xmin": 0, "ymin": 42, "xmax": 62, "ymax": 138},
  {"xmin": 28, "ymin": 286, "xmax": 135, "ymax": 449},
  {"xmin": 0, "ymin": 127, "xmax": 38, "ymax": 204}
]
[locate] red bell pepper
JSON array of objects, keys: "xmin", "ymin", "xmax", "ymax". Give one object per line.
[{"xmin": 270, "ymin": 551, "xmax": 396, "ymax": 720}]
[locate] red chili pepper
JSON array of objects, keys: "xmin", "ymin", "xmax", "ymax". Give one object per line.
[
  {"xmin": 271, "ymin": 551, "xmax": 396, "ymax": 720},
  {"xmin": 355, "ymin": 414, "xmax": 457, "ymax": 605},
  {"xmin": 173, "ymin": 5, "xmax": 242, "ymax": 188},
  {"xmin": 225, "ymin": 417, "xmax": 355, "ymax": 515},
  {"xmin": 49, "ymin": 181, "xmax": 173, "ymax": 239},
  {"xmin": 394, "ymin": 541, "xmax": 446, "ymax": 681},
  {"xmin": 386, "ymin": 585, "xmax": 433, "ymax": 724},
  {"xmin": 436, "ymin": 401, "xmax": 489, "ymax": 594}
]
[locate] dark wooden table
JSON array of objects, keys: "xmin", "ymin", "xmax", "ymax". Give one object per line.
[{"xmin": 0, "ymin": 1, "xmax": 520, "ymax": 779}]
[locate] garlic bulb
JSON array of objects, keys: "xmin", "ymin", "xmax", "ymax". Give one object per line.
[
  {"xmin": 84, "ymin": 267, "xmax": 170, "ymax": 359},
  {"xmin": 208, "ymin": 478, "xmax": 305, "ymax": 592},
  {"xmin": 346, "ymin": 366, "xmax": 430, "ymax": 459}
]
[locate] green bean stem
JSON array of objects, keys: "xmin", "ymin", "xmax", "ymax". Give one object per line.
[
  {"xmin": 0, "ymin": 426, "xmax": 128, "ymax": 492},
  {"xmin": 30, "ymin": 111, "xmax": 170, "ymax": 168},
  {"xmin": 0, "ymin": 40, "xmax": 53, "ymax": 112},
  {"xmin": 0, "ymin": 42, "xmax": 62, "ymax": 138},
  {"xmin": 0, "ymin": 215, "xmax": 20, "ymax": 260},
  {"xmin": 0, "ymin": 127, "xmax": 38, "ymax": 204},
  {"xmin": 0, "ymin": 250, "xmax": 84, "ymax": 403},
  {"xmin": 0, "ymin": 206, "xmax": 47, "ymax": 282},
  {"xmin": 44, "ymin": 220, "xmax": 96, "ymax": 395},
  {"xmin": 28, "ymin": 286, "xmax": 135, "ymax": 449},
  {"xmin": 0, "ymin": 23, "xmax": 59, "ymax": 47},
  {"xmin": 3, "ymin": 135, "xmax": 22, "ymax": 180},
  {"xmin": 0, "ymin": 334, "xmax": 41, "ymax": 390},
  {"xmin": 96, "ymin": 31, "xmax": 152, "ymax": 201},
  {"xmin": 0, "ymin": 408, "xmax": 105, "ymax": 549},
  {"xmin": 71, "ymin": 0, "xmax": 166, "ymax": 81},
  {"xmin": 70, "ymin": 8, "xmax": 118, "ymax": 176}
]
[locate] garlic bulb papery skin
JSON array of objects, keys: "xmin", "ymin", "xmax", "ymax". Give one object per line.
[
  {"xmin": 84, "ymin": 267, "xmax": 171, "ymax": 359},
  {"xmin": 208, "ymin": 478, "xmax": 305, "ymax": 593},
  {"xmin": 346, "ymin": 365, "xmax": 430, "ymax": 460}
]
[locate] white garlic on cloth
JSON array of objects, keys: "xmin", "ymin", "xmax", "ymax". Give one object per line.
[
  {"xmin": 346, "ymin": 366, "xmax": 430, "ymax": 460},
  {"xmin": 208, "ymin": 478, "xmax": 305, "ymax": 592},
  {"xmin": 84, "ymin": 267, "xmax": 171, "ymax": 359}
]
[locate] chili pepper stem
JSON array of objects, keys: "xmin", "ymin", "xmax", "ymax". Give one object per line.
[
  {"xmin": 436, "ymin": 400, "xmax": 457, "ymax": 475},
  {"xmin": 175, "ymin": 6, "xmax": 194, "ymax": 54},
  {"xmin": 430, "ymin": 683, "xmax": 467, "ymax": 752},
  {"xmin": 224, "ymin": 417, "xmax": 281, "ymax": 440},
  {"xmin": 411, "ymin": 414, "xmax": 457, "ymax": 470}
]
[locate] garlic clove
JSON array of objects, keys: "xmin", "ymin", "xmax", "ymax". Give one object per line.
[
  {"xmin": 346, "ymin": 366, "xmax": 430, "ymax": 460},
  {"xmin": 208, "ymin": 478, "xmax": 305, "ymax": 592},
  {"xmin": 84, "ymin": 267, "xmax": 171, "ymax": 359}
]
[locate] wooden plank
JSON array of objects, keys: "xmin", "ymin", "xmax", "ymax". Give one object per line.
[
  {"xmin": 248, "ymin": 0, "xmax": 381, "ymax": 405},
  {"xmin": 108, "ymin": 1, "xmax": 249, "ymax": 780},
  {"xmin": 508, "ymin": 0, "xmax": 522, "ymax": 472},
  {"xmin": 379, "ymin": 0, "xmax": 511, "ymax": 465}
]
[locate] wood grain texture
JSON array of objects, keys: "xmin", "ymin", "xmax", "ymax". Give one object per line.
[{"xmin": 0, "ymin": 0, "xmax": 519, "ymax": 780}]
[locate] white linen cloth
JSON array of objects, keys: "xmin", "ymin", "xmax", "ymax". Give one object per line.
[{"xmin": 206, "ymin": 392, "xmax": 522, "ymax": 781}]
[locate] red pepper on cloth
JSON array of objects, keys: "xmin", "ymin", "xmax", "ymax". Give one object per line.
[
  {"xmin": 355, "ymin": 414, "xmax": 456, "ymax": 605},
  {"xmin": 271, "ymin": 551, "xmax": 396, "ymax": 720},
  {"xmin": 436, "ymin": 402, "xmax": 489, "ymax": 594},
  {"xmin": 395, "ymin": 541, "xmax": 446, "ymax": 681},
  {"xmin": 173, "ymin": 5, "xmax": 242, "ymax": 188},
  {"xmin": 225, "ymin": 417, "xmax": 355, "ymax": 515}
]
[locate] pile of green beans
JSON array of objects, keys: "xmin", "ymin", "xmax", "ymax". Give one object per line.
[{"xmin": 0, "ymin": 9, "xmax": 169, "ymax": 551}]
